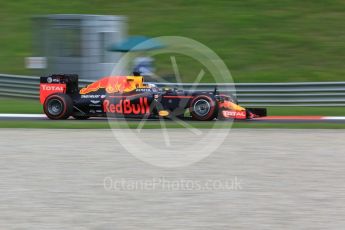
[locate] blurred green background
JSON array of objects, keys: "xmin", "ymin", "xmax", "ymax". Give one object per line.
[{"xmin": 0, "ymin": 0, "xmax": 344, "ymax": 83}]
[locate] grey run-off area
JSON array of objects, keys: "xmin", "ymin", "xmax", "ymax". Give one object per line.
[{"xmin": 0, "ymin": 129, "xmax": 345, "ymax": 229}]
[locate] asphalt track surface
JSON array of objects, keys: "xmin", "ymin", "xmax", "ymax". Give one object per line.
[
  {"xmin": 1, "ymin": 129, "xmax": 345, "ymax": 229},
  {"xmin": 1, "ymin": 113, "xmax": 345, "ymax": 123}
]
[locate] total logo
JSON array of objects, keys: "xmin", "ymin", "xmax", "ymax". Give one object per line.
[
  {"xmin": 41, "ymin": 84, "xmax": 65, "ymax": 91},
  {"xmin": 39, "ymin": 83, "xmax": 66, "ymax": 104},
  {"xmin": 222, "ymin": 110, "xmax": 246, "ymax": 119},
  {"xmin": 103, "ymin": 98, "xmax": 150, "ymax": 115}
]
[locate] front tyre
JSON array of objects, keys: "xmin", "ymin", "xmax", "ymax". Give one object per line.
[
  {"xmin": 43, "ymin": 93, "xmax": 73, "ymax": 120},
  {"xmin": 189, "ymin": 95, "xmax": 218, "ymax": 121}
]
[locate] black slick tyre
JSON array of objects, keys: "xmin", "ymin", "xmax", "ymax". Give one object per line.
[
  {"xmin": 189, "ymin": 95, "xmax": 217, "ymax": 121},
  {"xmin": 43, "ymin": 93, "xmax": 73, "ymax": 120}
]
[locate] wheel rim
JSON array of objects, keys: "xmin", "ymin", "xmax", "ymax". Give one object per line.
[
  {"xmin": 193, "ymin": 99, "xmax": 211, "ymax": 117},
  {"xmin": 47, "ymin": 99, "xmax": 63, "ymax": 116}
]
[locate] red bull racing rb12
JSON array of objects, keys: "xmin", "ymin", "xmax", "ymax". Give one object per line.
[{"xmin": 39, "ymin": 74, "xmax": 267, "ymax": 121}]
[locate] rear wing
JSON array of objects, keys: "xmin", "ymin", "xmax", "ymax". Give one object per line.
[{"xmin": 39, "ymin": 74, "xmax": 79, "ymax": 104}]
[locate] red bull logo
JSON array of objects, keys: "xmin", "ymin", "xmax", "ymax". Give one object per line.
[
  {"xmin": 103, "ymin": 97, "xmax": 150, "ymax": 115},
  {"xmin": 80, "ymin": 76, "xmax": 143, "ymax": 94}
]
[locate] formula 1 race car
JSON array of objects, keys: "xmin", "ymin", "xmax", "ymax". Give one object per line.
[{"xmin": 39, "ymin": 74, "xmax": 267, "ymax": 120}]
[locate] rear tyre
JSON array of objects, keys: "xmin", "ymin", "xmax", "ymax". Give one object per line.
[
  {"xmin": 43, "ymin": 93, "xmax": 73, "ymax": 120},
  {"xmin": 189, "ymin": 95, "xmax": 218, "ymax": 121}
]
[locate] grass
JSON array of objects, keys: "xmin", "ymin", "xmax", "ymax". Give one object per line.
[
  {"xmin": 0, "ymin": 0, "xmax": 345, "ymax": 82},
  {"xmin": 268, "ymin": 106, "xmax": 345, "ymax": 116},
  {"xmin": 0, "ymin": 98, "xmax": 43, "ymax": 114}
]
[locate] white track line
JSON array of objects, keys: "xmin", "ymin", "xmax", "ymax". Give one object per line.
[
  {"xmin": 0, "ymin": 114, "xmax": 46, "ymax": 118},
  {"xmin": 322, "ymin": 116, "xmax": 345, "ymax": 120}
]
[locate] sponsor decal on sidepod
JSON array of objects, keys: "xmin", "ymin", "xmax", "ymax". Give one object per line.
[
  {"xmin": 80, "ymin": 77, "xmax": 136, "ymax": 94},
  {"xmin": 81, "ymin": 95, "xmax": 106, "ymax": 99},
  {"xmin": 103, "ymin": 97, "xmax": 150, "ymax": 115},
  {"xmin": 222, "ymin": 110, "xmax": 246, "ymax": 119}
]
